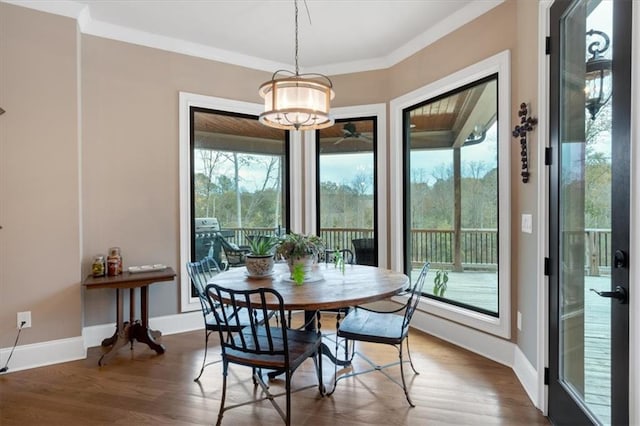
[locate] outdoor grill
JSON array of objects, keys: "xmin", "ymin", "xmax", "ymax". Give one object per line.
[
  {"xmin": 194, "ymin": 217, "xmax": 234, "ymax": 264},
  {"xmin": 194, "ymin": 217, "xmax": 221, "ymax": 235}
]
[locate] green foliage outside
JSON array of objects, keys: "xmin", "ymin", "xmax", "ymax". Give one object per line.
[
  {"xmin": 319, "ymin": 171, "xmax": 374, "ymax": 229},
  {"xmin": 319, "ymin": 183, "xmax": 374, "ymax": 229},
  {"xmin": 433, "ymin": 269, "xmax": 449, "ymax": 297},
  {"xmin": 410, "ymin": 161, "xmax": 498, "ymax": 230},
  {"xmin": 584, "ymin": 102, "xmax": 612, "ymax": 229},
  {"xmin": 193, "ymin": 149, "xmax": 284, "ymax": 229}
]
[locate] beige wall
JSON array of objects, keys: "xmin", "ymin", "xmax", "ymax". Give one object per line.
[
  {"xmin": 337, "ymin": 0, "xmax": 540, "ymax": 363},
  {"xmin": 387, "ymin": 0, "xmax": 518, "ymax": 99},
  {"xmin": 514, "ymin": 0, "xmax": 541, "ymax": 366},
  {"xmin": 1, "ymin": 0, "xmax": 541, "ymax": 366},
  {"xmin": 81, "ymin": 36, "xmax": 273, "ymax": 324},
  {"xmin": 0, "ymin": 4, "xmax": 81, "ymax": 347}
]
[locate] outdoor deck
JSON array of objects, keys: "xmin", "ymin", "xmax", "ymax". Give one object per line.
[{"xmin": 411, "ymin": 269, "xmax": 611, "ymax": 424}]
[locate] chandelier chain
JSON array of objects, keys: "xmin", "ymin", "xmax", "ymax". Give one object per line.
[{"xmin": 294, "ymin": 0, "xmax": 299, "ymax": 75}]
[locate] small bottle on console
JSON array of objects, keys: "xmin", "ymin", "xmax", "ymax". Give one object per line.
[{"xmin": 107, "ymin": 247, "xmax": 123, "ymax": 275}]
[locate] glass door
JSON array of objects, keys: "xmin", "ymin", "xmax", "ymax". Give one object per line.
[{"xmin": 548, "ymin": 1, "xmax": 631, "ymax": 424}]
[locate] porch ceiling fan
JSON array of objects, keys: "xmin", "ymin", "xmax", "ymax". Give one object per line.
[{"xmin": 333, "ymin": 122, "xmax": 373, "ymax": 145}]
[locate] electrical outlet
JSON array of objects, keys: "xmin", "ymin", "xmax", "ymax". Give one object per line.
[{"xmin": 17, "ymin": 311, "xmax": 31, "ymax": 329}]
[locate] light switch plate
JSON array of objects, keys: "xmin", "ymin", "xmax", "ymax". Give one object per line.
[
  {"xmin": 517, "ymin": 311, "xmax": 522, "ymax": 331},
  {"xmin": 521, "ymin": 214, "xmax": 533, "ymax": 234}
]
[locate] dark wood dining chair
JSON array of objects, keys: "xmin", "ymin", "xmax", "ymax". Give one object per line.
[
  {"xmin": 328, "ymin": 262, "xmax": 430, "ymax": 406},
  {"xmin": 324, "ymin": 248, "xmax": 355, "ymax": 265},
  {"xmin": 206, "ymin": 284, "xmax": 325, "ymax": 426},
  {"xmin": 216, "ymin": 233, "xmax": 250, "ymax": 269},
  {"xmin": 186, "ymin": 256, "xmax": 271, "ymax": 382},
  {"xmin": 351, "ymin": 238, "xmax": 376, "ymax": 266}
]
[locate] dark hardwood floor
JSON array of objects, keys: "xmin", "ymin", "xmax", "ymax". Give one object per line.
[{"xmin": 0, "ymin": 315, "xmax": 549, "ymax": 425}]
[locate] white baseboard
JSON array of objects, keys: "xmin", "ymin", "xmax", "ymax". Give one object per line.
[
  {"xmin": 83, "ymin": 310, "xmax": 202, "ymax": 348},
  {"xmin": 412, "ymin": 310, "xmax": 540, "ymax": 410},
  {"xmin": 513, "ymin": 345, "xmax": 539, "ymax": 408},
  {"xmin": 411, "ymin": 310, "xmax": 514, "ymax": 366},
  {"xmin": 0, "ymin": 311, "xmax": 203, "ymax": 374},
  {"xmin": 0, "ymin": 336, "xmax": 85, "ymax": 374}
]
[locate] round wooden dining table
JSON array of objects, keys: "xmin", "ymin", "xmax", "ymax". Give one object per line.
[
  {"xmin": 207, "ymin": 262, "xmax": 409, "ymax": 368},
  {"xmin": 207, "ymin": 262, "xmax": 409, "ymax": 312}
]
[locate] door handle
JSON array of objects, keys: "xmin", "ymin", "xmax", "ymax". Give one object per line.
[{"xmin": 590, "ymin": 285, "xmax": 628, "ymax": 304}]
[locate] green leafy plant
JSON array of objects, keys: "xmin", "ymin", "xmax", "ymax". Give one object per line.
[
  {"xmin": 433, "ymin": 269, "xmax": 449, "ymax": 297},
  {"xmin": 291, "ymin": 263, "xmax": 306, "ymax": 285},
  {"xmin": 275, "ymin": 232, "xmax": 325, "ymax": 260},
  {"xmin": 246, "ymin": 234, "xmax": 278, "ymax": 256}
]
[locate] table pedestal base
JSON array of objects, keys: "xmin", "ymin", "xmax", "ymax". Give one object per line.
[
  {"xmin": 83, "ymin": 268, "xmax": 176, "ymax": 367},
  {"xmin": 98, "ymin": 322, "xmax": 164, "ymax": 366},
  {"xmin": 130, "ymin": 323, "xmax": 165, "ymax": 354}
]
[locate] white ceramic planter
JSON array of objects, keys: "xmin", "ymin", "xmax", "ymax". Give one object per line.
[
  {"xmin": 245, "ymin": 254, "xmax": 275, "ymax": 277},
  {"xmin": 287, "ymin": 255, "xmax": 314, "ymax": 280}
]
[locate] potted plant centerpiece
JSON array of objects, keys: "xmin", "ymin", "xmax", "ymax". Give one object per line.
[
  {"xmin": 276, "ymin": 233, "xmax": 325, "ymax": 284},
  {"xmin": 245, "ymin": 235, "xmax": 278, "ymax": 277}
]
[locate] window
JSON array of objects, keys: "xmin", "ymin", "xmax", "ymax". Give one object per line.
[
  {"xmin": 179, "ymin": 93, "xmax": 289, "ymax": 311},
  {"xmin": 405, "ymin": 75, "xmax": 499, "ymax": 315},
  {"xmin": 316, "ymin": 118, "xmax": 378, "ymax": 265},
  {"xmin": 390, "ymin": 51, "xmax": 511, "ymax": 338}
]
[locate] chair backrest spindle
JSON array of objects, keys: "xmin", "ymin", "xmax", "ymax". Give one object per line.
[
  {"xmin": 207, "ymin": 284, "xmax": 289, "ymax": 359},
  {"xmin": 402, "ymin": 262, "xmax": 430, "ymax": 333},
  {"xmin": 186, "ymin": 256, "xmax": 222, "ymax": 313}
]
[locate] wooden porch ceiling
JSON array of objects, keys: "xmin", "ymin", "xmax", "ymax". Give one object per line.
[{"xmin": 193, "ymin": 79, "xmax": 496, "ymax": 154}]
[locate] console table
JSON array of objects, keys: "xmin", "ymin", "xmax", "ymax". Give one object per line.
[{"xmin": 83, "ymin": 267, "xmax": 176, "ymax": 366}]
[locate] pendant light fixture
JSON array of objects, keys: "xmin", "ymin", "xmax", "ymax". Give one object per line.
[{"xmin": 258, "ymin": 0, "xmax": 335, "ymax": 131}]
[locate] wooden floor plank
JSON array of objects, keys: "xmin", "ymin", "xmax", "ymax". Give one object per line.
[{"xmin": 0, "ymin": 317, "xmax": 548, "ymax": 425}]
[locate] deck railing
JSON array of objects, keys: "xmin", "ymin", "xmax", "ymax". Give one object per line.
[
  {"xmin": 565, "ymin": 228, "xmax": 612, "ymax": 275},
  {"xmin": 409, "ymin": 228, "xmax": 497, "ymax": 269},
  {"xmin": 216, "ymin": 227, "xmax": 612, "ymax": 275},
  {"xmin": 319, "ymin": 228, "xmax": 375, "ymax": 252}
]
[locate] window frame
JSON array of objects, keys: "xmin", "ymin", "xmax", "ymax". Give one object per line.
[
  {"xmin": 315, "ymin": 116, "xmax": 379, "ymax": 264},
  {"xmin": 306, "ymin": 104, "xmax": 387, "ymax": 266},
  {"xmin": 389, "ymin": 51, "xmax": 511, "ymax": 338},
  {"xmin": 178, "ymin": 92, "xmax": 295, "ymax": 312}
]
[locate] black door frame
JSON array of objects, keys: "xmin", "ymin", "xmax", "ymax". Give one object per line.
[{"xmin": 548, "ymin": 1, "xmax": 631, "ymax": 424}]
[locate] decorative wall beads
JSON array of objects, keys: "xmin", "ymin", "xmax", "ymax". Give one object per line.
[{"xmin": 512, "ymin": 102, "xmax": 538, "ymax": 183}]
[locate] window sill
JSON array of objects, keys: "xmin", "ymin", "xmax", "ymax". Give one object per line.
[{"xmin": 392, "ymin": 292, "xmax": 511, "ymax": 339}]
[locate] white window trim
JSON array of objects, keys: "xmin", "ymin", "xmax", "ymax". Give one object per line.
[
  {"xmin": 289, "ymin": 130, "xmax": 304, "ymax": 233},
  {"xmin": 389, "ymin": 50, "xmax": 511, "ymax": 338},
  {"xmin": 177, "ymin": 92, "xmax": 298, "ymax": 312},
  {"xmin": 305, "ymin": 104, "xmax": 388, "ymax": 267}
]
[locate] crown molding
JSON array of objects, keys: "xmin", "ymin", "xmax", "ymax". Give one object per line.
[{"xmin": 2, "ymin": 0, "xmax": 504, "ymax": 76}]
